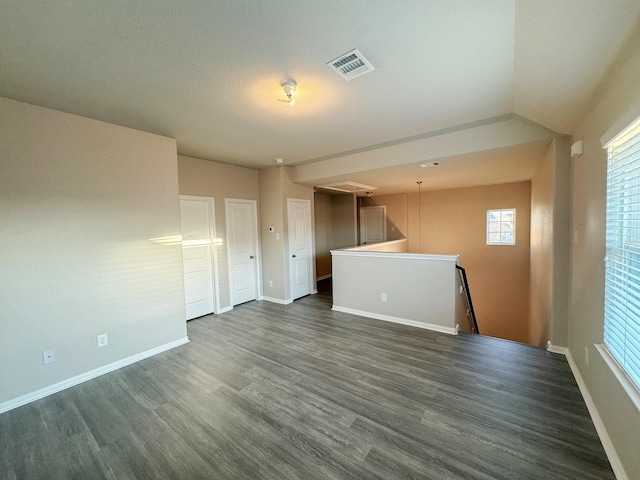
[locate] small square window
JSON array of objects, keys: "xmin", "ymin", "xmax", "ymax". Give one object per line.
[{"xmin": 486, "ymin": 209, "xmax": 515, "ymax": 245}]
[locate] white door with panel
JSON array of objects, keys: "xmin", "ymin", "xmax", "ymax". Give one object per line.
[
  {"xmin": 287, "ymin": 198, "xmax": 313, "ymax": 301},
  {"xmin": 180, "ymin": 196, "xmax": 216, "ymax": 320},
  {"xmin": 226, "ymin": 199, "xmax": 259, "ymax": 306},
  {"xmin": 360, "ymin": 205, "xmax": 386, "ymax": 244}
]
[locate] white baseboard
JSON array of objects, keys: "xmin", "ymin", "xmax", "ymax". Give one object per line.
[
  {"xmin": 546, "ymin": 341, "xmax": 569, "ymax": 355},
  {"xmin": 216, "ymin": 305, "xmax": 233, "ymax": 314},
  {"xmin": 0, "ymin": 336, "xmax": 190, "ymax": 415},
  {"xmin": 316, "ymin": 274, "xmax": 332, "ymax": 281},
  {"xmin": 547, "ymin": 342, "xmax": 628, "ymax": 480},
  {"xmin": 262, "ymin": 296, "xmax": 293, "ymax": 305},
  {"xmin": 331, "ymin": 305, "xmax": 458, "ymax": 336}
]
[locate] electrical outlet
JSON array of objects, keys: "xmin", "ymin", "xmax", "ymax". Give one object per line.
[
  {"xmin": 268, "ymin": 280, "xmax": 273, "ymax": 287},
  {"xmin": 43, "ymin": 349, "xmax": 56, "ymax": 364},
  {"xmin": 584, "ymin": 346, "xmax": 589, "ymax": 365},
  {"xmin": 97, "ymin": 333, "xmax": 108, "ymax": 348},
  {"xmin": 381, "ymin": 293, "xmax": 387, "ymax": 302}
]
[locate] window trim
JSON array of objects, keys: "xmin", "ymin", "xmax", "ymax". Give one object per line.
[
  {"xmin": 602, "ymin": 113, "xmax": 640, "ymax": 400},
  {"xmin": 486, "ymin": 208, "xmax": 516, "ymax": 246}
]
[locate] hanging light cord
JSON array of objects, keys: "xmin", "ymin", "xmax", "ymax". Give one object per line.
[{"xmin": 417, "ymin": 181, "xmax": 423, "ymax": 252}]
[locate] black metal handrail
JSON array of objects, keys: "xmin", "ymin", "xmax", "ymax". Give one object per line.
[{"xmin": 456, "ymin": 265, "xmax": 479, "ymax": 334}]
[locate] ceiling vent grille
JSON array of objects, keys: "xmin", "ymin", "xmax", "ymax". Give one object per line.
[{"xmin": 327, "ymin": 48, "xmax": 375, "ymax": 81}]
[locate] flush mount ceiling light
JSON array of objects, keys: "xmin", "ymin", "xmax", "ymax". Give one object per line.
[
  {"xmin": 420, "ymin": 162, "xmax": 440, "ymax": 167},
  {"xmin": 278, "ymin": 81, "xmax": 296, "ymax": 106}
]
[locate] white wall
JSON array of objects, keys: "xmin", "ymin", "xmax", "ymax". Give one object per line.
[
  {"xmin": 0, "ymin": 97, "xmax": 188, "ymax": 409},
  {"xmin": 569, "ymin": 25, "xmax": 640, "ymax": 480}
]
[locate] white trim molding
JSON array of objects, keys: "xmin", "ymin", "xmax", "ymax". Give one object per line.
[
  {"xmin": 547, "ymin": 343, "xmax": 629, "ymax": 480},
  {"xmin": 331, "ymin": 305, "xmax": 459, "ymax": 336},
  {"xmin": 0, "ymin": 337, "xmax": 190, "ymax": 415},
  {"xmin": 262, "ymin": 296, "xmax": 293, "ymax": 305},
  {"xmin": 546, "ymin": 341, "xmax": 569, "ymax": 355}
]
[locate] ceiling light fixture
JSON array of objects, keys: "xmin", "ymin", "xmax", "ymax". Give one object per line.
[
  {"xmin": 278, "ymin": 81, "xmax": 296, "ymax": 106},
  {"xmin": 420, "ymin": 162, "xmax": 440, "ymax": 168}
]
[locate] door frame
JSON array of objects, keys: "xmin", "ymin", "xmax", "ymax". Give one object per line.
[
  {"xmin": 224, "ymin": 198, "xmax": 262, "ymax": 305},
  {"xmin": 179, "ymin": 195, "xmax": 222, "ymax": 314}
]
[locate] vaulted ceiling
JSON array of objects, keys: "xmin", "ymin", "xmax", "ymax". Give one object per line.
[{"xmin": 1, "ymin": 1, "xmax": 639, "ymax": 193}]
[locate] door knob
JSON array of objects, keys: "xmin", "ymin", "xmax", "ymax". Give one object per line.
[
  {"xmin": 250, "ymin": 255, "xmax": 254, "ymax": 259},
  {"xmin": 292, "ymin": 254, "xmax": 296, "ymax": 258}
]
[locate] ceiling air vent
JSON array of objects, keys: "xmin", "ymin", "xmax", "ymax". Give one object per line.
[{"xmin": 327, "ymin": 48, "xmax": 375, "ymax": 81}]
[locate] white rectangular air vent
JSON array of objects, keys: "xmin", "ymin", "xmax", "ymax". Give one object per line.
[
  {"xmin": 327, "ymin": 48, "xmax": 375, "ymax": 81},
  {"xmin": 316, "ymin": 181, "xmax": 377, "ymax": 194}
]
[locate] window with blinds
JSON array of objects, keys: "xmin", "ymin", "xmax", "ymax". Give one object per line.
[{"xmin": 604, "ymin": 116, "xmax": 640, "ymax": 392}]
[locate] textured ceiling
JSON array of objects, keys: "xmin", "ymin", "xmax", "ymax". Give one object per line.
[{"xmin": 0, "ymin": 0, "xmax": 639, "ymax": 190}]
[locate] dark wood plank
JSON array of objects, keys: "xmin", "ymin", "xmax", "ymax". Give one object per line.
[{"xmin": 0, "ymin": 288, "xmax": 615, "ymax": 479}]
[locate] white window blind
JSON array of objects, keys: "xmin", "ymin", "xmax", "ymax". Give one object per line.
[{"xmin": 604, "ymin": 116, "xmax": 640, "ymax": 392}]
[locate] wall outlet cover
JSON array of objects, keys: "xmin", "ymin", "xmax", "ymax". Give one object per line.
[
  {"xmin": 43, "ymin": 349, "xmax": 56, "ymax": 364},
  {"xmin": 97, "ymin": 334, "xmax": 108, "ymax": 348}
]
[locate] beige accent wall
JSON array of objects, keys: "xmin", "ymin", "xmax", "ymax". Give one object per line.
[
  {"xmin": 569, "ymin": 25, "xmax": 640, "ymax": 479},
  {"xmin": 0, "ymin": 97, "xmax": 187, "ymax": 407},
  {"xmin": 177, "ymin": 155, "xmax": 259, "ymax": 310},
  {"xmin": 408, "ymin": 182, "xmax": 532, "ymax": 344},
  {"xmin": 314, "ymin": 193, "xmax": 333, "ymax": 279},
  {"xmin": 360, "ymin": 193, "xmax": 408, "ymax": 241}
]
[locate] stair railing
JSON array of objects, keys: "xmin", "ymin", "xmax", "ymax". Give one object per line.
[{"xmin": 455, "ymin": 265, "xmax": 479, "ymax": 334}]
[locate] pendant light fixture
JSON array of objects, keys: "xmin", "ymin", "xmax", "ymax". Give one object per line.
[{"xmin": 417, "ymin": 181, "xmax": 423, "ymax": 252}]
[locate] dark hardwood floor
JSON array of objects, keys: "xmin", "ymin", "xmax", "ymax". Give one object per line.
[{"xmin": 1, "ymin": 285, "xmax": 614, "ymax": 479}]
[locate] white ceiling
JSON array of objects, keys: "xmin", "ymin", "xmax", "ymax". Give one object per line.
[{"xmin": 1, "ymin": 1, "xmax": 639, "ymax": 192}]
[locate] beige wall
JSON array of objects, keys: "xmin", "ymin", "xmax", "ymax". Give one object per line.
[
  {"xmin": 314, "ymin": 192, "xmax": 333, "ymax": 279},
  {"xmin": 177, "ymin": 155, "xmax": 259, "ymax": 310},
  {"xmin": 360, "ymin": 193, "xmax": 408, "ymax": 241},
  {"xmin": 332, "ymin": 252, "xmax": 459, "ymax": 334},
  {"xmin": 408, "ymin": 182, "xmax": 532, "ymax": 344},
  {"xmin": 569, "ymin": 25, "xmax": 640, "ymax": 479},
  {"xmin": 259, "ymin": 167, "xmax": 286, "ymax": 300},
  {"xmin": 258, "ymin": 167, "xmax": 315, "ymax": 302},
  {"xmin": 0, "ymin": 97, "xmax": 187, "ymax": 408},
  {"xmin": 529, "ymin": 143, "xmax": 554, "ymax": 346},
  {"xmin": 332, "ymin": 194, "xmax": 358, "ymax": 249}
]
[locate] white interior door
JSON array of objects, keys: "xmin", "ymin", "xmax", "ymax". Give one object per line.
[
  {"xmin": 288, "ymin": 198, "xmax": 313, "ymax": 301},
  {"xmin": 180, "ymin": 196, "xmax": 215, "ymax": 320},
  {"xmin": 226, "ymin": 199, "xmax": 258, "ymax": 306},
  {"xmin": 360, "ymin": 205, "xmax": 386, "ymax": 244}
]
